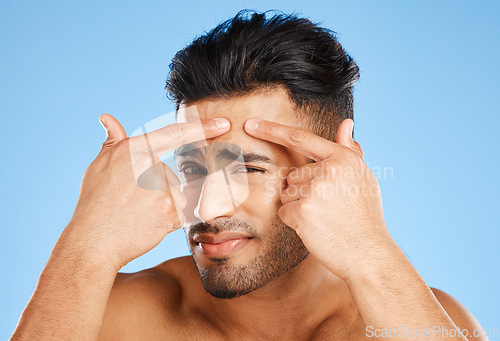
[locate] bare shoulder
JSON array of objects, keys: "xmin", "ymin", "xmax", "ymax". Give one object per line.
[
  {"xmin": 98, "ymin": 256, "xmax": 197, "ymax": 340},
  {"xmin": 431, "ymin": 287, "xmax": 487, "ymax": 340}
]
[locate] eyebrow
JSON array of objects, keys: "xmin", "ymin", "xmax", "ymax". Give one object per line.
[
  {"xmin": 174, "ymin": 144, "xmax": 275, "ymax": 165},
  {"xmin": 174, "ymin": 144, "xmax": 202, "ymax": 158},
  {"xmin": 216, "ymin": 148, "xmax": 275, "ymax": 165}
]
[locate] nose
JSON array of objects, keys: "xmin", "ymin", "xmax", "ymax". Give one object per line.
[{"xmin": 195, "ymin": 169, "xmax": 236, "ymax": 222}]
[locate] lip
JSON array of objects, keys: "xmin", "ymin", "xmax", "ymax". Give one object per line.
[
  {"xmin": 193, "ymin": 232, "xmax": 253, "ymax": 257},
  {"xmin": 193, "ymin": 232, "xmax": 253, "ymax": 244}
]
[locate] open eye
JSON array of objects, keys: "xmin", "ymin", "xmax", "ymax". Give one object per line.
[{"xmin": 179, "ymin": 163, "xmax": 208, "ymax": 176}]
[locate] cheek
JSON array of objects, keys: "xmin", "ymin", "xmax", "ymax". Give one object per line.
[{"xmin": 242, "ymin": 173, "xmax": 286, "ymax": 221}]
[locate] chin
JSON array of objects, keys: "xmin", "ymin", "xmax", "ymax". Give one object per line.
[{"xmin": 192, "ymin": 247, "xmax": 309, "ymax": 300}]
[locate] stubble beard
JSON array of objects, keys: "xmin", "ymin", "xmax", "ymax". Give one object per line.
[{"xmin": 186, "ymin": 216, "xmax": 309, "ymax": 299}]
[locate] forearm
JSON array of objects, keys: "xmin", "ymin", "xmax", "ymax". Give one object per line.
[
  {"xmin": 11, "ymin": 224, "xmax": 119, "ymax": 341},
  {"xmin": 342, "ymin": 237, "xmax": 467, "ymax": 340}
]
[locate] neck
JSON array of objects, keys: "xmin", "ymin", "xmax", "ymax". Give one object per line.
[{"xmin": 203, "ymin": 255, "xmax": 357, "ymax": 339}]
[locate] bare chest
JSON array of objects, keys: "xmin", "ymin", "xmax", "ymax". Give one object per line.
[{"xmin": 126, "ymin": 315, "xmax": 369, "ymax": 341}]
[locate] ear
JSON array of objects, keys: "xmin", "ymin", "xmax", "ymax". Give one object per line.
[{"xmin": 335, "ymin": 119, "xmax": 364, "ymax": 159}]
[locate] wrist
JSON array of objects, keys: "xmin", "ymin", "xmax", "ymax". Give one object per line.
[
  {"xmin": 55, "ymin": 220, "xmax": 125, "ymax": 273},
  {"xmin": 337, "ymin": 233, "xmax": 406, "ymax": 286}
]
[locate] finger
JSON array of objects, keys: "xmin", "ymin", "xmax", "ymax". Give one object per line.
[
  {"xmin": 136, "ymin": 160, "xmax": 180, "ymax": 191},
  {"xmin": 286, "ymin": 163, "xmax": 325, "ymax": 185},
  {"xmin": 277, "ymin": 201, "xmax": 303, "ymax": 230},
  {"xmin": 130, "ymin": 118, "xmax": 230, "ymax": 193},
  {"xmin": 280, "ymin": 183, "xmax": 310, "ymax": 205},
  {"xmin": 165, "ymin": 164, "xmax": 187, "ymax": 230},
  {"xmin": 335, "ymin": 119, "xmax": 364, "ymax": 159},
  {"xmin": 135, "ymin": 118, "xmax": 230, "ymax": 156},
  {"xmin": 100, "ymin": 114, "xmax": 127, "ymax": 147},
  {"xmin": 244, "ymin": 119, "xmax": 342, "ymax": 161}
]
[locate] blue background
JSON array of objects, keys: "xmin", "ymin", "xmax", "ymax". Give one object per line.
[{"xmin": 1, "ymin": 0, "xmax": 498, "ymax": 338}]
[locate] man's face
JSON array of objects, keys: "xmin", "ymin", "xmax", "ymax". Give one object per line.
[{"xmin": 176, "ymin": 87, "xmax": 311, "ymax": 299}]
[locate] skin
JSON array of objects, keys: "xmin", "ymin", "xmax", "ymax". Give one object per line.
[
  {"xmin": 175, "ymin": 91, "xmax": 310, "ymax": 300},
  {"xmin": 11, "ymin": 88, "xmax": 487, "ymax": 341}
]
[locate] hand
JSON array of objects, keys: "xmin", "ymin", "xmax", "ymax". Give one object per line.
[
  {"xmin": 65, "ymin": 114, "xmax": 231, "ymax": 270},
  {"xmin": 244, "ymin": 118, "xmax": 393, "ymax": 280}
]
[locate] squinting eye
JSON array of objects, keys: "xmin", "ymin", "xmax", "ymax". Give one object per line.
[
  {"xmin": 179, "ymin": 165, "xmax": 207, "ymax": 176},
  {"xmin": 232, "ymin": 167, "xmax": 265, "ymax": 174}
]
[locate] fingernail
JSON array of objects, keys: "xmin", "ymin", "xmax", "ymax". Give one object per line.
[
  {"xmin": 215, "ymin": 118, "xmax": 230, "ymax": 129},
  {"xmin": 245, "ymin": 119, "xmax": 259, "ymax": 131},
  {"xmin": 99, "ymin": 116, "xmax": 107, "ymax": 129}
]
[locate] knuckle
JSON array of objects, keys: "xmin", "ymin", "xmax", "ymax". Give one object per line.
[
  {"xmin": 309, "ymin": 178, "xmax": 324, "ymax": 195},
  {"xmin": 163, "ymin": 192, "xmax": 175, "ymax": 208},
  {"xmin": 104, "ymin": 140, "xmax": 129, "ymax": 163},
  {"xmin": 101, "ymin": 137, "xmax": 123, "ymax": 153},
  {"xmin": 289, "ymin": 128, "xmax": 310, "ymax": 146},
  {"xmin": 166, "ymin": 124, "xmax": 186, "ymax": 141},
  {"xmin": 115, "ymin": 138, "xmax": 130, "ymax": 153},
  {"xmin": 260, "ymin": 122, "xmax": 275, "ymax": 136},
  {"xmin": 286, "ymin": 184, "xmax": 299, "ymax": 196},
  {"xmin": 280, "ymin": 187, "xmax": 289, "ymax": 200},
  {"xmin": 279, "ymin": 207, "xmax": 296, "ymax": 228},
  {"xmin": 301, "ymin": 199, "xmax": 315, "ymax": 215},
  {"xmin": 309, "ymin": 177, "xmax": 322, "ymax": 188},
  {"xmin": 297, "ymin": 200, "xmax": 310, "ymax": 219},
  {"xmin": 342, "ymin": 148, "xmax": 359, "ymax": 162},
  {"xmin": 279, "ymin": 191, "xmax": 288, "ymax": 204},
  {"xmin": 286, "ymin": 170, "xmax": 301, "ymax": 184}
]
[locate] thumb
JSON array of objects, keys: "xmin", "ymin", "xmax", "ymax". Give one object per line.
[
  {"xmin": 335, "ymin": 118, "xmax": 364, "ymax": 159},
  {"xmin": 99, "ymin": 113, "xmax": 127, "ymax": 146}
]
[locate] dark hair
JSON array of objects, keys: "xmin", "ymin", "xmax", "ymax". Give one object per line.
[{"xmin": 166, "ymin": 10, "xmax": 359, "ymax": 141}]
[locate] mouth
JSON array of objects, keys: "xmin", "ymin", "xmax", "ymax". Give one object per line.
[{"xmin": 193, "ymin": 232, "xmax": 254, "ymax": 258}]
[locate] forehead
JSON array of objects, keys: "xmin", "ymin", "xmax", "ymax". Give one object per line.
[
  {"xmin": 176, "ymin": 87, "xmax": 308, "ymax": 166},
  {"xmin": 177, "ymin": 87, "xmax": 298, "ymax": 127}
]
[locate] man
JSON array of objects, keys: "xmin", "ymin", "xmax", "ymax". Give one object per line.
[{"xmin": 12, "ymin": 11, "xmax": 487, "ymax": 340}]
